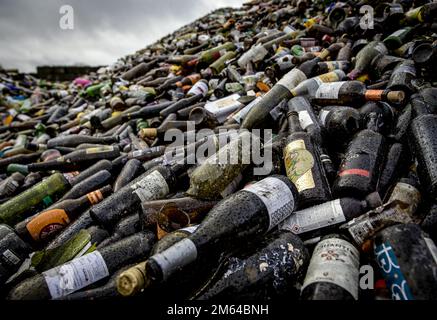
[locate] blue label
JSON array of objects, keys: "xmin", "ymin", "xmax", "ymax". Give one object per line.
[{"xmin": 374, "ymin": 242, "xmax": 414, "ymax": 300}]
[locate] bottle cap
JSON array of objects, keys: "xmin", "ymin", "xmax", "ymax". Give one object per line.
[
  {"xmin": 117, "ymin": 263, "xmax": 147, "ymax": 297},
  {"xmin": 387, "ymin": 91, "xmax": 405, "ymax": 104}
]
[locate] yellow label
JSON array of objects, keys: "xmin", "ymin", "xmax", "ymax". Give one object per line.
[{"xmin": 284, "ymin": 140, "xmax": 315, "ymax": 192}]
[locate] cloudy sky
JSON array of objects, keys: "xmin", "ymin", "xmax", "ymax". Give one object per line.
[{"xmin": 0, "ymin": 0, "xmax": 245, "ymax": 73}]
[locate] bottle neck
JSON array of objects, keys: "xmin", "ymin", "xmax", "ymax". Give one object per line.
[{"xmin": 287, "ymin": 111, "xmax": 303, "ymax": 134}]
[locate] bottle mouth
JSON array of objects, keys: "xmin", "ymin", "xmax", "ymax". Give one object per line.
[{"xmin": 117, "ymin": 268, "xmax": 146, "ymax": 297}]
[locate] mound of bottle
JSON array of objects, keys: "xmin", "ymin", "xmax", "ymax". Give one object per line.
[{"xmin": 1, "ymin": 0, "xmax": 437, "ymax": 301}]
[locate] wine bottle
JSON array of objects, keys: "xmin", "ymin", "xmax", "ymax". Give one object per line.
[
  {"xmin": 47, "ymin": 135, "xmax": 118, "ymax": 148},
  {"xmin": 90, "ymin": 162, "xmax": 188, "ymax": 228},
  {"xmin": 332, "ymin": 129, "xmax": 386, "ymax": 199},
  {"xmin": 193, "ymin": 230, "xmax": 309, "ymax": 301},
  {"xmin": 373, "ymin": 223, "xmax": 437, "ymax": 300},
  {"xmin": 301, "ymin": 234, "xmax": 360, "ymax": 300},
  {"xmin": 113, "ymin": 159, "xmax": 145, "ymax": 192},
  {"xmin": 312, "ymin": 81, "xmax": 405, "ymax": 106},
  {"xmin": 7, "ymin": 231, "xmax": 157, "ymax": 300},
  {"xmin": 348, "ymin": 41, "xmax": 388, "ymax": 80},
  {"xmin": 146, "ymin": 175, "xmax": 298, "ymax": 283}
]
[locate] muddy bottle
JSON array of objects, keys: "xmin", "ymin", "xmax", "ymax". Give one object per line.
[
  {"xmin": 0, "ymin": 172, "xmax": 72, "ymax": 226},
  {"xmin": 7, "ymin": 230, "xmax": 156, "ymax": 300},
  {"xmin": 186, "ymin": 131, "xmax": 257, "ymax": 200},
  {"xmin": 280, "ymin": 192, "xmax": 381, "ymax": 239},
  {"xmin": 90, "ymin": 162, "xmax": 188, "ymax": 228},
  {"xmin": 332, "ymin": 129, "xmax": 386, "ymax": 199},
  {"xmin": 241, "ymin": 67, "xmax": 308, "ymax": 129},
  {"xmin": 318, "ymin": 106, "xmax": 361, "ymax": 145},
  {"xmin": 116, "ymin": 225, "xmax": 199, "ymax": 297},
  {"xmin": 290, "ymin": 70, "xmax": 346, "ymax": 99},
  {"xmin": 422, "ymin": 204, "xmax": 437, "ymax": 243},
  {"xmin": 47, "ymin": 135, "xmax": 118, "ymax": 148},
  {"xmin": 408, "ymin": 99, "xmax": 437, "ymax": 201},
  {"xmin": 288, "ymin": 96, "xmax": 323, "ymax": 146},
  {"xmin": 192, "ymin": 230, "xmax": 309, "ymax": 301},
  {"xmin": 0, "ymin": 224, "xmax": 32, "ymax": 286},
  {"xmin": 342, "ymin": 176, "xmax": 422, "ymax": 246},
  {"xmin": 301, "ymin": 234, "xmax": 360, "ymax": 300},
  {"xmin": 283, "ymin": 110, "xmax": 331, "ymax": 208},
  {"xmin": 0, "ymin": 172, "xmax": 25, "ymax": 199},
  {"xmin": 358, "ymin": 101, "xmax": 395, "ymax": 136},
  {"xmin": 97, "ymin": 214, "xmax": 142, "ymax": 249},
  {"xmin": 146, "ymin": 175, "xmax": 299, "ymax": 283},
  {"xmin": 373, "ymin": 223, "xmax": 437, "ymax": 300},
  {"xmin": 312, "ymin": 81, "xmax": 405, "ymax": 106},
  {"xmin": 377, "ymin": 143, "xmax": 410, "ymax": 200},
  {"xmin": 113, "ymin": 159, "xmax": 145, "ymax": 192},
  {"xmin": 15, "ymin": 185, "xmax": 112, "ymax": 244},
  {"xmin": 348, "ymin": 41, "xmax": 388, "ymax": 80},
  {"xmin": 386, "ymin": 60, "xmax": 416, "ymax": 96}
]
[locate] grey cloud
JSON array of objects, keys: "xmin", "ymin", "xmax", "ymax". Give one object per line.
[{"xmin": 0, "ymin": 0, "xmax": 245, "ymax": 72}]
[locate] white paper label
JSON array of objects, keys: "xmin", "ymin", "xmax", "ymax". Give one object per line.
[
  {"xmin": 302, "ymin": 238, "xmax": 360, "ymax": 299},
  {"xmin": 151, "ymin": 238, "xmax": 197, "ymax": 281},
  {"xmin": 280, "ymin": 199, "xmax": 346, "ymax": 234},
  {"xmin": 298, "ymin": 110, "xmax": 314, "ymax": 130},
  {"xmin": 424, "ymin": 237, "xmax": 437, "ymax": 265},
  {"xmin": 319, "ymin": 109, "xmax": 330, "ymax": 126},
  {"xmin": 43, "ymin": 251, "xmax": 109, "ymax": 299},
  {"xmin": 244, "ymin": 177, "xmax": 295, "ymax": 231},
  {"xmin": 131, "ymin": 170, "xmax": 170, "ymax": 202},
  {"xmin": 277, "ymin": 68, "xmax": 307, "ymax": 93},
  {"xmin": 188, "ymin": 81, "xmax": 208, "ymax": 97},
  {"xmin": 2, "ymin": 249, "xmax": 21, "ymax": 265},
  {"xmin": 315, "ymin": 82, "xmax": 345, "ymax": 100},
  {"xmin": 346, "ymin": 219, "xmax": 374, "ymax": 246}
]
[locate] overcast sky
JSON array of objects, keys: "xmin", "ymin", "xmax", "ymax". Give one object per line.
[{"xmin": 0, "ymin": 0, "xmax": 245, "ymax": 73}]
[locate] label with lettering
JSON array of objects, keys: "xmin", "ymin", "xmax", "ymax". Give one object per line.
[
  {"xmin": 131, "ymin": 170, "xmax": 170, "ymax": 202},
  {"xmin": 315, "ymin": 82, "xmax": 345, "ymax": 100},
  {"xmin": 319, "ymin": 109, "xmax": 330, "ymax": 127},
  {"xmin": 277, "ymin": 68, "xmax": 307, "ymax": 93},
  {"xmin": 26, "ymin": 209, "xmax": 70, "ymax": 241},
  {"xmin": 374, "ymin": 242, "xmax": 414, "ymax": 300},
  {"xmin": 280, "ymin": 199, "xmax": 346, "ymax": 234},
  {"xmin": 2, "ymin": 249, "xmax": 21, "ymax": 266},
  {"xmin": 244, "ymin": 177, "xmax": 295, "ymax": 231},
  {"xmin": 302, "ymin": 238, "xmax": 360, "ymax": 299},
  {"xmin": 43, "ymin": 251, "xmax": 109, "ymax": 299},
  {"xmin": 298, "ymin": 110, "xmax": 314, "ymax": 130}
]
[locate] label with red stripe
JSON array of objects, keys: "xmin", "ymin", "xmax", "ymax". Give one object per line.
[{"xmin": 339, "ymin": 169, "xmax": 370, "ymax": 177}]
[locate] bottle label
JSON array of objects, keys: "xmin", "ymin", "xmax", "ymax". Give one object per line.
[
  {"xmin": 85, "ymin": 146, "xmax": 115, "ymax": 154},
  {"xmin": 2, "ymin": 249, "xmax": 21, "ymax": 266},
  {"xmin": 43, "ymin": 251, "xmax": 109, "ymax": 299},
  {"xmin": 87, "ymin": 190, "xmax": 104, "ymax": 205},
  {"xmin": 315, "ymin": 82, "xmax": 345, "ymax": 100},
  {"xmin": 277, "ymin": 68, "xmax": 307, "ymax": 93},
  {"xmin": 339, "ymin": 169, "xmax": 370, "ymax": 177},
  {"xmin": 63, "ymin": 171, "xmax": 80, "ymax": 185},
  {"xmin": 319, "ymin": 109, "xmax": 330, "ymax": 127},
  {"xmin": 280, "ymin": 199, "xmax": 346, "ymax": 234},
  {"xmin": 26, "ymin": 209, "xmax": 70, "ymax": 241},
  {"xmin": 302, "ymin": 238, "xmax": 359, "ymax": 300},
  {"xmin": 151, "ymin": 238, "xmax": 198, "ymax": 281},
  {"xmin": 318, "ymin": 70, "xmax": 341, "ymax": 83},
  {"xmin": 346, "ymin": 219, "xmax": 374, "ymax": 246},
  {"xmin": 131, "ymin": 170, "xmax": 170, "ymax": 202},
  {"xmin": 298, "ymin": 110, "xmax": 314, "ymax": 130},
  {"xmin": 284, "ymin": 140, "xmax": 316, "ymax": 192},
  {"xmin": 424, "ymin": 237, "xmax": 437, "ymax": 265},
  {"xmin": 374, "ymin": 42, "xmax": 388, "ymax": 55},
  {"xmin": 374, "ymin": 242, "xmax": 414, "ymax": 300},
  {"xmin": 244, "ymin": 177, "xmax": 295, "ymax": 231},
  {"xmin": 232, "ymin": 96, "xmax": 262, "ymax": 123}
]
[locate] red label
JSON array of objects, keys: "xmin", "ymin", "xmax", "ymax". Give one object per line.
[{"xmin": 339, "ymin": 169, "xmax": 370, "ymax": 177}]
